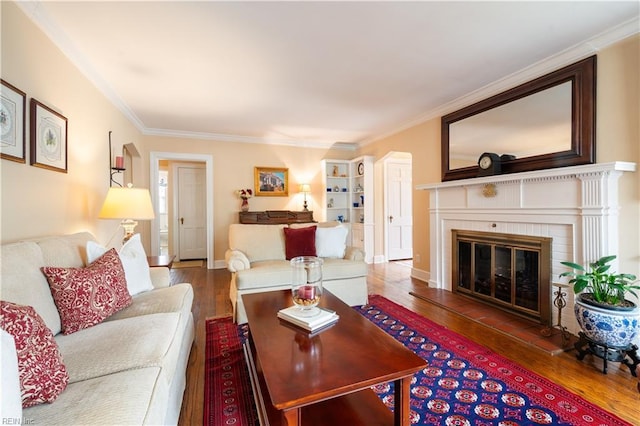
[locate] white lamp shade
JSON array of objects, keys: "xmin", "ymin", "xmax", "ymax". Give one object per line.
[
  {"xmin": 299, "ymin": 184, "xmax": 311, "ymax": 193},
  {"xmin": 99, "ymin": 187, "xmax": 155, "ymax": 220}
]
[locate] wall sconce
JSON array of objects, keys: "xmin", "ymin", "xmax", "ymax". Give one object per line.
[
  {"xmin": 99, "ymin": 184, "xmax": 155, "ymax": 244},
  {"xmin": 109, "ymin": 131, "xmax": 125, "ymax": 187},
  {"xmin": 299, "ymin": 184, "xmax": 311, "ymax": 211}
]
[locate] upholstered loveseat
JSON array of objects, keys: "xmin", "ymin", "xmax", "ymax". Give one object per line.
[
  {"xmin": 226, "ymin": 222, "xmax": 368, "ymax": 323},
  {"xmin": 0, "ymin": 232, "xmax": 194, "ymax": 425}
]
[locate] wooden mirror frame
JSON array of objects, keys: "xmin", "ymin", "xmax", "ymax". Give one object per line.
[{"xmin": 441, "ymin": 55, "xmax": 596, "ymax": 181}]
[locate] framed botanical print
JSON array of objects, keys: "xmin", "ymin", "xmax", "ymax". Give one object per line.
[
  {"xmin": 254, "ymin": 166, "xmax": 289, "ymax": 196},
  {"xmin": 0, "ymin": 79, "xmax": 26, "ymax": 163},
  {"xmin": 30, "ymin": 98, "xmax": 68, "ymax": 173}
]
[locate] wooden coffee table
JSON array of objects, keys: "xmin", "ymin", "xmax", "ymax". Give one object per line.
[{"xmin": 242, "ymin": 290, "xmax": 426, "ymax": 426}]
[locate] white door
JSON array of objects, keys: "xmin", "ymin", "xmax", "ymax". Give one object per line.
[
  {"xmin": 387, "ymin": 160, "xmax": 413, "ymax": 260},
  {"xmin": 177, "ymin": 165, "xmax": 207, "ymax": 260}
]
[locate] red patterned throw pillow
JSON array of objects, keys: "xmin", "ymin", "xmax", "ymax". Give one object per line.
[
  {"xmin": 283, "ymin": 225, "xmax": 317, "ymax": 260},
  {"xmin": 0, "ymin": 301, "xmax": 69, "ymax": 407},
  {"xmin": 41, "ymin": 248, "xmax": 132, "ymax": 335}
]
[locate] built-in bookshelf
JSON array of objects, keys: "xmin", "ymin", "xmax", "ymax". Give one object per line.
[{"xmin": 321, "ymin": 156, "xmax": 374, "ymax": 263}]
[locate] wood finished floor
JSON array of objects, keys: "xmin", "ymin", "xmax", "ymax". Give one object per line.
[{"xmin": 173, "ymin": 262, "xmax": 639, "ymax": 426}]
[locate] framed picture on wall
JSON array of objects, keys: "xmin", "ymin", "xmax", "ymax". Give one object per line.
[
  {"xmin": 0, "ymin": 79, "xmax": 26, "ymax": 163},
  {"xmin": 30, "ymin": 98, "xmax": 68, "ymax": 173},
  {"xmin": 254, "ymin": 166, "xmax": 289, "ymax": 196}
]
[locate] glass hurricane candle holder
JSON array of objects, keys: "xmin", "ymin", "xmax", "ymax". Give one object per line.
[{"xmin": 290, "ymin": 256, "xmax": 323, "ymax": 316}]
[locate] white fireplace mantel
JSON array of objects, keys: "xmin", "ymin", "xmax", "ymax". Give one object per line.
[{"xmin": 416, "ymin": 161, "xmax": 636, "ymax": 333}]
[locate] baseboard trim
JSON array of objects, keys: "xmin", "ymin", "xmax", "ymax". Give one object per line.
[{"xmin": 411, "ymin": 268, "xmax": 430, "ymax": 283}]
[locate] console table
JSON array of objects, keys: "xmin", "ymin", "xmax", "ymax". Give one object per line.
[{"xmin": 239, "ymin": 210, "xmax": 314, "ymax": 224}]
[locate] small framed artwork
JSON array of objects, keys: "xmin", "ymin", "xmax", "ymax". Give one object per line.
[
  {"xmin": 30, "ymin": 98, "xmax": 68, "ymax": 173},
  {"xmin": 254, "ymin": 166, "xmax": 289, "ymax": 196},
  {"xmin": 0, "ymin": 79, "xmax": 26, "ymax": 163}
]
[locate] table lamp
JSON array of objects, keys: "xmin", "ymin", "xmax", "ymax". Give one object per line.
[
  {"xmin": 299, "ymin": 184, "xmax": 311, "ymax": 211},
  {"xmin": 99, "ymin": 184, "xmax": 155, "ymax": 243}
]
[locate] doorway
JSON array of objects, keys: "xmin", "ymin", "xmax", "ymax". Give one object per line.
[
  {"xmin": 173, "ymin": 163, "xmax": 207, "ymax": 260},
  {"xmin": 150, "ymin": 152, "xmax": 214, "ymax": 269},
  {"xmin": 383, "ymin": 153, "xmax": 413, "ymax": 262}
]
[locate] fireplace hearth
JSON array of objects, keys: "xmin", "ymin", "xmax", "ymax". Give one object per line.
[{"xmin": 452, "ymin": 230, "xmax": 551, "ymax": 324}]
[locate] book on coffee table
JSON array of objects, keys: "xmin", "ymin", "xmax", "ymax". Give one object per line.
[{"xmin": 277, "ymin": 306, "xmax": 339, "ymax": 332}]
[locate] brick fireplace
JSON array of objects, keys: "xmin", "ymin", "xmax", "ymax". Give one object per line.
[{"xmin": 417, "ymin": 162, "xmax": 636, "ymax": 336}]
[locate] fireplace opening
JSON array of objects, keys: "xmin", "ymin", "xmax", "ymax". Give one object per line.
[{"xmin": 452, "ymin": 230, "xmax": 552, "ymax": 325}]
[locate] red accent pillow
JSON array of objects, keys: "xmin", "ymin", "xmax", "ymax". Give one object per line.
[
  {"xmin": 41, "ymin": 248, "xmax": 132, "ymax": 335},
  {"xmin": 0, "ymin": 301, "xmax": 69, "ymax": 407},
  {"xmin": 284, "ymin": 226, "xmax": 317, "ymax": 260}
]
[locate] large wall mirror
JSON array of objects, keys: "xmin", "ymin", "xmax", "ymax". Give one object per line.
[{"xmin": 441, "ymin": 56, "xmax": 596, "ymax": 181}]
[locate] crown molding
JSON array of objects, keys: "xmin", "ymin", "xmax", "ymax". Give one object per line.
[
  {"xmin": 16, "ymin": 1, "xmax": 147, "ymax": 133},
  {"xmin": 19, "ymin": 2, "xmax": 638, "ymax": 150},
  {"xmin": 360, "ymin": 16, "xmax": 640, "ymax": 147}
]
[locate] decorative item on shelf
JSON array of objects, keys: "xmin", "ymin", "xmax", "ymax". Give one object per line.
[
  {"xmin": 482, "ymin": 183, "xmax": 497, "ymax": 198},
  {"xmin": 236, "ymin": 188, "xmax": 253, "ymax": 212},
  {"xmin": 477, "ymin": 152, "xmax": 501, "ymax": 177},
  {"xmin": 98, "ymin": 183, "xmax": 155, "ymax": 244},
  {"xmin": 357, "ymin": 162, "xmax": 364, "ymax": 175},
  {"xmin": 108, "ymin": 131, "xmax": 125, "ymax": 187},
  {"xmin": 327, "ymin": 198, "xmax": 334, "ymax": 208},
  {"xmin": 332, "ymin": 165, "xmax": 339, "ymax": 177},
  {"xmin": 333, "ymin": 185, "xmax": 340, "ymax": 192},
  {"xmin": 353, "ymin": 203, "xmax": 359, "ymax": 208},
  {"xmin": 560, "ymin": 255, "xmax": 640, "ymax": 374},
  {"xmin": 299, "ymin": 183, "xmax": 311, "ymax": 211},
  {"xmin": 360, "ymin": 195, "xmax": 364, "ymax": 206}
]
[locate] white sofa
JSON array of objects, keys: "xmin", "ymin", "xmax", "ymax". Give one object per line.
[
  {"xmin": 0, "ymin": 232, "xmax": 194, "ymax": 425},
  {"xmin": 226, "ymin": 223, "xmax": 368, "ymax": 323}
]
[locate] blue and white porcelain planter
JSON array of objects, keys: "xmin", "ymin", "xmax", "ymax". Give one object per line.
[{"xmin": 574, "ymin": 294, "xmax": 640, "ymax": 347}]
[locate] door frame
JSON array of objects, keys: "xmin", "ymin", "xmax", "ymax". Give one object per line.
[
  {"xmin": 382, "ymin": 152, "xmax": 412, "ymax": 263},
  {"xmin": 150, "ymin": 152, "xmax": 214, "ymax": 269}
]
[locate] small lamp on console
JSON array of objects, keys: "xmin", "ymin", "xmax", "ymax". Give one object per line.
[
  {"xmin": 299, "ymin": 184, "xmax": 311, "ymax": 211},
  {"xmin": 99, "ymin": 184, "xmax": 155, "ymax": 244}
]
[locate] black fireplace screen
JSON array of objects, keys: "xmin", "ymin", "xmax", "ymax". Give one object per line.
[{"xmin": 453, "ymin": 230, "xmax": 551, "ymax": 324}]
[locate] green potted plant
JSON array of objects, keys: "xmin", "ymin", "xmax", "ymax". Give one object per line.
[{"xmin": 560, "ymin": 255, "xmax": 639, "ymax": 347}]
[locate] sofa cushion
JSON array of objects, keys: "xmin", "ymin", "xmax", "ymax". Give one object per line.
[
  {"xmin": 0, "ymin": 301, "xmax": 69, "ymax": 408},
  {"xmin": 36, "ymin": 232, "xmax": 94, "ymax": 268},
  {"xmin": 24, "ymin": 367, "xmax": 166, "ymax": 426},
  {"xmin": 86, "ymin": 234, "xmax": 154, "ymax": 296},
  {"xmin": 229, "ymin": 224, "xmax": 286, "ymax": 262},
  {"xmin": 322, "ymin": 258, "xmax": 368, "ymax": 280},
  {"xmin": 236, "ymin": 258, "xmax": 367, "ymax": 290},
  {"xmin": 0, "ymin": 241, "xmax": 62, "ymax": 334},
  {"xmin": 42, "ymin": 249, "xmax": 132, "ymax": 335},
  {"xmin": 55, "ymin": 313, "xmax": 180, "ymax": 384},
  {"xmin": 316, "ymin": 224, "xmax": 348, "ymax": 258},
  {"xmin": 105, "ymin": 283, "xmax": 193, "ymax": 322},
  {"xmin": 284, "ymin": 226, "xmax": 317, "ymax": 260}
]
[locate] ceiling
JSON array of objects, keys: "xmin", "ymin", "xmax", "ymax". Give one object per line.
[{"xmin": 19, "ymin": 1, "xmax": 640, "ymax": 149}]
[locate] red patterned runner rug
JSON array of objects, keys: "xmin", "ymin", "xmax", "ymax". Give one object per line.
[
  {"xmin": 357, "ymin": 295, "xmax": 631, "ymax": 426},
  {"xmin": 203, "ymin": 297, "xmax": 631, "ymax": 425},
  {"xmin": 203, "ymin": 317, "xmax": 258, "ymax": 426}
]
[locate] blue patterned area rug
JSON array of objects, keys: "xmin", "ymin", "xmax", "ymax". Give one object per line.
[{"xmin": 204, "ymin": 296, "xmax": 630, "ymax": 425}]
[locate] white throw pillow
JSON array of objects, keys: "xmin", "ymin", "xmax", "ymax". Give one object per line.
[
  {"xmin": 86, "ymin": 234, "xmax": 154, "ymax": 295},
  {"xmin": 315, "ymin": 225, "xmax": 348, "ymax": 258},
  {"xmin": 1, "ymin": 330, "xmax": 22, "ymax": 419}
]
